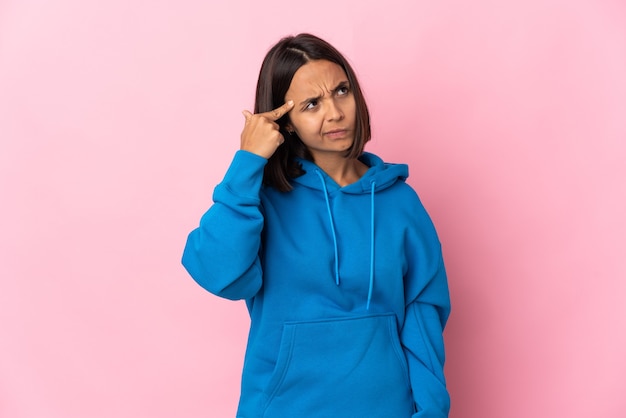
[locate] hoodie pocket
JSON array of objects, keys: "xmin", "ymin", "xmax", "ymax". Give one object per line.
[{"xmin": 262, "ymin": 313, "xmax": 414, "ymax": 417}]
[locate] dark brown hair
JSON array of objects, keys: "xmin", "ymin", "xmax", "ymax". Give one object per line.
[{"xmin": 255, "ymin": 33, "xmax": 371, "ymax": 192}]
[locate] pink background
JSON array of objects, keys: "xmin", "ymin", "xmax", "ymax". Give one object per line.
[{"xmin": 1, "ymin": 1, "xmax": 625, "ymax": 417}]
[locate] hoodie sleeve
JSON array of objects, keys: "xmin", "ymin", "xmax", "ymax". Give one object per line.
[
  {"xmin": 401, "ymin": 208, "xmax": 451, "ymax": 418},
  {"xmin": 181, "ymin": 150, "xmax": 267, "ymax": 300}
]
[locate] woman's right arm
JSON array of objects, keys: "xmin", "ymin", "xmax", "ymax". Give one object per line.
[
  {"xmin": 182, "ymin": 150, "xmax": 267, "ymax": 300},
  {"xmin": 182, "ymin": 101, "xmax": 294, "ymax": 300}
]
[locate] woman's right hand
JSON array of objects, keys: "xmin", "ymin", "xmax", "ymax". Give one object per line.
[{"xmin": 240, "ymin": 101, "xmax": 294, "ymax": 159}]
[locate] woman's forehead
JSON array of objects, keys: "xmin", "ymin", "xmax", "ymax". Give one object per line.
[{"xmin": 287, "ymin": 60, "xmax": 348, "ymax": 97}]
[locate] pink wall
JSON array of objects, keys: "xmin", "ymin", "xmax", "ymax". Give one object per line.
[{"xmin": 1, "ymin": 1, "xmax": 625, "ymax": 417}]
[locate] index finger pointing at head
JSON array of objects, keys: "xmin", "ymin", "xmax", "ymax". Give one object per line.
[{"xmin": 266, "ymin": 100, "xmax": 294, "ymax": 121}]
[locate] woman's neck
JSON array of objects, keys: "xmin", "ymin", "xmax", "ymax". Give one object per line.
[{"xmin": 312, "ymin": 153, "xmax": 368, "ymax": 187}]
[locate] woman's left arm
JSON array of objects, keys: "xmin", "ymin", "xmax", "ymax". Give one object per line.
[{"xmin": 401, "ymin": 250, "xmax": 451, "ymax": 418}]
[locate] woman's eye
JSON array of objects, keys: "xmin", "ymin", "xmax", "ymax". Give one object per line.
[
  {"xmin": 305, "ymin": 100, "xmax": 318, "ymax": 110},
  {"xmin": 337, "ymin": 86, "xmax": 349, "ymax": 95}
]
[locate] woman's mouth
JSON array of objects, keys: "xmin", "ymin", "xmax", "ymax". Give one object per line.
[{"xmin": 324, "ymin": 129, "xmax": 348, "ymax": 139}]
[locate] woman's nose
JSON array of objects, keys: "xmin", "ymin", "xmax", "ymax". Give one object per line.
[{"xmin": 326, "ymin": 99, "xmax": 344, "ymax": 122}]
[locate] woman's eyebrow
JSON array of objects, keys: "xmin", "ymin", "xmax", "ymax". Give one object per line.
[
  {"xmin": 299, "ymin": 81, "xmax": 350, "ymax": 106},
  {"xmin": 334, "ymin": 80, "xmax": 349, "ymax": 90},
  {"xmin": 330, "ymin": 80, "xmax": 350, "ymax": 94},
  {"xmin": 299, "ymin": 94, "xmax": 321, "ymax": 106}
]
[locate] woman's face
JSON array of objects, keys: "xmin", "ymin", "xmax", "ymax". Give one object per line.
[{"xmin": 284, "ymin": 59, "xmax": 356, "ymax": 159}]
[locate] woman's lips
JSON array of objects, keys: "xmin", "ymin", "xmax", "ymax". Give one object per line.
[{"xmin": 324, "ymin": 129, "xmax": 348, "ymax": 139}]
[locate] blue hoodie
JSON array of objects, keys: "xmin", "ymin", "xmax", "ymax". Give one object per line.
[{"xmin": 182, "ymin": 150, "xmax": 451, "ymax": 418}]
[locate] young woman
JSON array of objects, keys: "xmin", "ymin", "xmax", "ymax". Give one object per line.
[{"xmin": 182, "ymin": 33, "xmax": 451, "ymax": 418}]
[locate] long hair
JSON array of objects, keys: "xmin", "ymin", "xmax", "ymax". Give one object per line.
[{"xmin": 255, "ymin": 33, "xmax": 371, "ymax": 192}]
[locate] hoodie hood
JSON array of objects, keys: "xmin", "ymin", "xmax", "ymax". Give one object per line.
[
  {"xmin": 290, "ymin": 152, "xmax": 410, "ymax": 309},
  {"xmin": 292, "ymin": 152, "xmax": 409, "ymax": 194}
]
